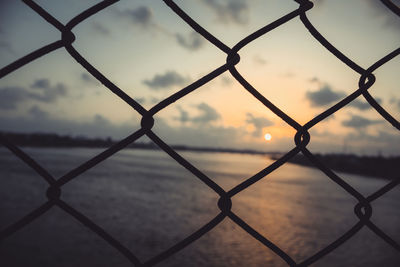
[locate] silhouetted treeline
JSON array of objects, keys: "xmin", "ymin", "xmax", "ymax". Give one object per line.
[
  {"xmin": 283, "ymin": 154, "xmax": 399, "ymax": 180},
  {"xmin": 0, "ymin": 132, "xmax": 272, "ymax": 154},
  {"xmin": 0, "ymin": 131, "xmax": 164, "ymax": 149},
  {"xmin": 0, "ymin": 132, "xmax": 115, "ymax": 148}
]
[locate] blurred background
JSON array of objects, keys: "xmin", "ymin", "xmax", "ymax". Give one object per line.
[{"xmin": 0, "ymin": 0, "xmax": 399, "ymax": 266}]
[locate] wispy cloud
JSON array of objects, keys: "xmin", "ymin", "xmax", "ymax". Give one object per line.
[
  {"xmin": 0, "ymin": 87, "xmax": 31, "ymax": 110},
  {"xmin": 245, "ymin": 113, "xmax": 273, "ymax": 137},
  {"xmin": 175, "ymin": 32, "xmax": 205, "ymax": 51},
  {"xmin": 175, "ymin": 106, "xmax": 190, "ymax": 124},
  {"xmin": 306, "ymin": 85, "xmax": 345, "ymax": 107},
  {"xmin": 253, "ymin": 55, "xmax": 267, "ymax": 65},
  {"xmin": 174, "ymin": 103, "xmax": 220, "ymax": 125},
  {"xmin": 306, "ymin": 83, "xmax": 382, "ymax": 110},
  {"xmin": 192, "ymin": 103, "xmax": 221, "ymax": 124},
  {"xmin": 0, "ymin": 40, "xmax": 14, "ymax": 54},
  {"xmin": 31, "ymin": 79, "xmax": 67, "ymax": 101},
  {"xmin": 0, "ymin": 106, "xmax": 134, "ymax": 139},
  {"xmin": 91, "ymin": 22, "xmax": 110, "ymax": 35},
  {"xmin": 80, "ymin": 73, "xmax": 100, "ymax": 86},
  {"xmin": 143, "ymin": 71, "xmax": 189, "ymax": 90},
  {"xmin": 349, "ymin": 97, "xmax": 382, "ymax": 110},
  {"xmin": 134, "ymin": 97, "xmax": 146, "ymax": 104},
  {"xmin": 389, "ymin": 97, "xmax": 400, "ymax": 111},
  {"xmin": 201, "ymin": 0, "xmax": 249, "ymax": 24},
  {"xmin": 342, "ymin": 114, "xmax": 383, "ymax": 129},
  {"xmin": 0, "ymin": 79, "xmax": 67, "ymax": 110},
  {"xmin": 119, "ymin": 6, "xmax": 154, "ymax": 28}
]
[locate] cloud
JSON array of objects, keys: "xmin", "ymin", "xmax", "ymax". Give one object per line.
[
  {"xmin": 174, "ymin": 106, "xmax": 190, "ymax": 124},
  {"xmin": 307, "ymin": 83, "xmax": 382, "ymax": 110},
  {"xmin": 81, "ymin": 73, "xmax": 100, "ymax": 86},
  {"xmin": 0, "ymin": 79, "xmax": 67, "ymax": 110},
  {"xmin": 390, "ymin": 97, "xmax": 400, "ymax": 111},
  {"xmin": 192, "ymin": 103, "xmax": 221, "ymax": 124},
  {"xmin": 342, "ymin": 115, "xmax": 383, "ymax": 129},
  {"xmin": 173, "ymin": 103, "xmax": 220, "ymax": 125},
  {"xmin": 143, "ymin": 71, "xmax": 189, "ymax": 90},
  {"xmin": 306, "ymin": 85, "xmax": 345, "ymax": 107},
  {"xmin": 118, "ymin": 5, "xmax": 208, "ymax": 51},
  {"xmin": 154, "ymin": 117, "xmax": 246, "ymax": 148},
  {"xmin": 0, "ymin": 106, "xmax": 236, "ymax": 148},
  {"xmin": 91, "ymin": 22, "xmax": 110, "ymax": 35},
  {"xmin": 134, "ymin": 97, "xmax": 146, "ymax": 104},
  {"xmin": 201, "ymin": 0, "xmax": 249, "ymax": 24},
  {"xmin": 81, "ymin": 73, "xmax": 93, "ymax": 82},
  {"xmin": 315, "ymin": 0, "xmax": 400, "ymax": 30},
  {"xmin": 175, "ymin": 32, "xmax": 205, "ymax": 51},
  {"xmin": 150, "ymin": 97, "xmax": 160, "ymax": 104},
  {"xmin": 0, "ymin": 107, "xmax": 134, "ymax": 139},
  {"xmin": 0, "ymin": 40, "xmax": 14, "ymax": 54},
  {"xmin": 309, "ymin": 77, "xmax": 321, "ymax": 83},
  {"xmin": 121, "ymin": 6, "xmax": 153, "ymax": 28},
  {"xmin": 281, "ymin": 72, "xmax": 295, "ymax": 78},
  {"xmin": 245, "ymin": 113, "xmax": 274, "ymax": 137},
  {"xmin": 253, "ymin": 55, "xmax": 267, "ymax": 65},
  {"xmin": 220, "ymin": 74, "xmax": 234, "ymax": 86},
  {"xmin": 31, "ymin": 79, "xmax": 51, "ymax": 89},
  {"xmin": 30, "ymin": 79, "xmax": 67, "ymax": 102},
  {"xmin": 29, "ymin": 105, "xmax": 48, "ymax": 118},
  {"xmin": 348, "ymin": 97, "xmax": 382, "ymax": 110},
  {"xmin": 0, "ymin": 87, "xmax": 29, "ymax": 110}
]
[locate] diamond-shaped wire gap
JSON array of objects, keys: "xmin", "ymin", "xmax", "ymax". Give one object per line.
[
  {"xmin": 0, "ymin": 145, "xmax": 48, "ymax": 229},
  {"xmin": 70, "ymin": 0, "xmax": 227, "ymax": 111},
  {"xmin": 60, "ymin": 139, "xmax": 221, "ymax": 262},
  {"xmin": 0, "ymin": 49, "xmax": 142, "ymax": 176},
  {"xmin": 171, "ymin": 0, "xmax": 299, "ymax": 48},
  {"xmin": 230, "ymin": 160, "xmax": 358, "ymax": 264},
  {"xmin": 306, "ymin": 103, "xmax": 400, "ymax": 193},
  {"xmin": 158, "ymin": 217, "xmax": 290, "ymax": 267},
  {"xmin": 303, "ymin": 0, "xmax": 400, "ymax": 69},
  {"xmin": 0, "ymin": 1, "xmax": 60, "ymax": 70},
  {"xmin": 313, "ymin": 227, "xmax": 400, "ymax": 267},
  {"xmin": 0, "ymin": 207, "xmax": 134, "ymax": 267},
  {"xmin": 232, "ymin": 17, "xmax": 360, "ymax": 126},
  {"xmin": 151, "ymin": 75, "xmax": 296, "ymax": 191},
  {"xmin": 0, "ymin": 46, "xmax": 143, "ymax": 125},
  {"xmin": 178, "ymin": 151, "xmax": 281, "ymax": 194}
]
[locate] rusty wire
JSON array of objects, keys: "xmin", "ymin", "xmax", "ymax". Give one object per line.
[{"xmin": 0, "ymin": 0, "xmax": 399, "ymax": 266}]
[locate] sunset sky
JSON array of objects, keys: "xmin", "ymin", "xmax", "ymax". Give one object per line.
[{"xmin": 0, "ymin": 0, "xmax": 399, "ymax": 155}]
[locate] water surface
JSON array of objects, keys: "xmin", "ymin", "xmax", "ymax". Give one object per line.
[{"xmin": 0, "ymin": 147, "xmax": 399, "ymax": 267}]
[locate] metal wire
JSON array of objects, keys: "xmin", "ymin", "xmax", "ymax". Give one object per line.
[{"xmin": 0, "ymin": 0, "xmax": 399, "ymax": 266}]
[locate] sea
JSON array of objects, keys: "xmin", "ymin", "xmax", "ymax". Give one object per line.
[{"xmin": 0, "ymin": 147, "xmax": 399, "ymax": 267}]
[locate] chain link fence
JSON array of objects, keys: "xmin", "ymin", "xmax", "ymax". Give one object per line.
[{"xmin": 0, "ymin": 0, "xmax": 399, "ymax": 266}]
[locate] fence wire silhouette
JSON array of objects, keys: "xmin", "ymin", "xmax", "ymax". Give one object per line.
[{"xmin": 0, "ymin": 0, "xmax": 399, "ymax": 266}]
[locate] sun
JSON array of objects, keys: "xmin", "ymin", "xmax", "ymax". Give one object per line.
[{"xmin": 264, "ymin": 133, "xmax": 272, "ymax": 141}]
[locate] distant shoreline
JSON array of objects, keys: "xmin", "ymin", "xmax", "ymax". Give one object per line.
[
  {"xmin": 0, "ymin": 131, "xmax": 277, "ymax": 155},
  {"xmin": 273, "ymin": 154, "xmax": 399, "ymax": 181},
  {"xmin": 1, "ymin": 131, "xmax": 398, "ymax": 180}
]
